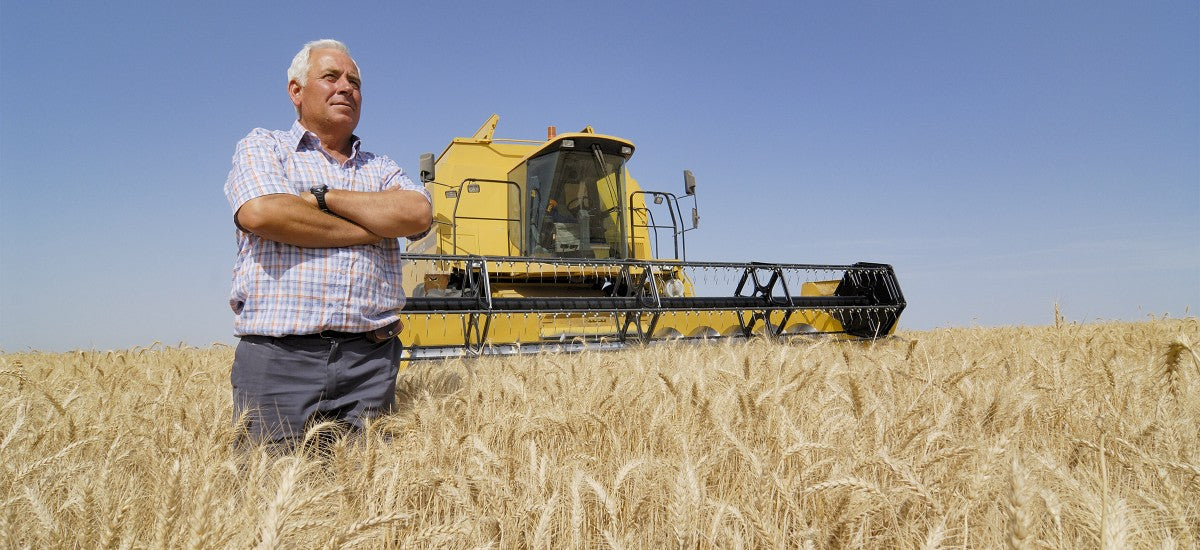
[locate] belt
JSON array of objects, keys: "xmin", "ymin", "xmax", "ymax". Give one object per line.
[{"xmin": 295, "ymin": 319, "xmax": 404, "ymax": 344}]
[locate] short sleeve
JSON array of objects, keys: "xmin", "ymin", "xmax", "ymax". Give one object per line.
[
  {"xmin": 380, "ymin": 157, "xmax": 433, "ymax": 241},
  {"xmin": 224, "ymin": 129, "xmax": 293, "ymax": 215}
]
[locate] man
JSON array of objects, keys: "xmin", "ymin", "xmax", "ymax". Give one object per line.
[{"xmin": 223, "ymin": 39, "xmax": 432, "ymax": 449}]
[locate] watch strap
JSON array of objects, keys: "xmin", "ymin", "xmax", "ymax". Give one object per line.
[{"xmin": 311, "ymin": 185, "xmax": 331, "ymax": 213}]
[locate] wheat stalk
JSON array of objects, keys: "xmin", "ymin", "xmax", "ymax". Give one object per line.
[
  {"xmin": 670, "ymin": 451, "xmax": 702, "ymax": 548},
  {"xmin": 0, "ymin": 406, "xmax": 25, "ymax": 454},
  {"xmin": 404, "ymin": 517, "xmax": 471, "ymax": 546},
  {"xmin": 801, "ymin": 478, "xmax": 884, "ymax": 498},
  {"xmin": 570, "ymin": 469, "xmax": 584, "ymax": 548},
  {"xmin": 1101, "ymin": 497, "xmax": 1131, "ymax": 550},
  {"xmin": 921, "ymin": 518, "xmax": 948, "ymax": 550},
  {"xmin": 22, "ymin": 485, "xmax": 56, "ymax": 535},
  {"xmin": 1006, "ymin": 456, "xmax": 1033, "ymax": 550},
  {"xmin": 531, "ymin": 490, "xmax": 559, "ymax": 550},
  {"xmin": 612, "ymin": 457, "xmax": 645, "ymax": 497},
  {"xmin": 323, "ymin": 512, "xmax": 414, "ymax": 550},
  {"xmin": 1159, "ymin": 336, "xmax": 1199, "ymax": 400},
  {"xmin": 254, "ymin": 458, "xmax": 304, "ymax": 550},
  {"xmin": 584, "ymin": 474, "xmax": 619, "ymax": 525},
  {"xmin": 153, "ymin": 459, "xmax": 184, "ymax": 549}
]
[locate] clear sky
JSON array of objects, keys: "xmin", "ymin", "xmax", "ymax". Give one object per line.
[{"xmin": 1, "ymin": 1, "xmax": 1197, "ymax": 352}]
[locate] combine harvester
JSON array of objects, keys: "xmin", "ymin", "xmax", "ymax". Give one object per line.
[{"xmin": 398, "ymin": 115, "xmax": 905, "ymax": 359}]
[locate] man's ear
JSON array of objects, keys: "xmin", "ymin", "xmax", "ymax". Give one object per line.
[{"xmin": 288, "ymin": 80, "xmax": 303, "ymax": 109}]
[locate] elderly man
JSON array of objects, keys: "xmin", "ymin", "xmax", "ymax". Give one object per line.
[{"xmin": 223, "ymin": 39, "xmax": 432, "ymax": 449}]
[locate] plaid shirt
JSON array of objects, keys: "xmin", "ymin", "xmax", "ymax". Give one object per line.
[{"xmin": 224, "ymin": 121, "xmax": 431, "ymax": 337}]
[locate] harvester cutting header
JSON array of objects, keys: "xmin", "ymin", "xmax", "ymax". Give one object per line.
[{"xmin": 397, "ymin": 115, "xmax": 905, "ymax": 359}]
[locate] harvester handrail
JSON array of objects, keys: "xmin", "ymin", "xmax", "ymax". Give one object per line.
[
  {"xmin": 629, "ymin": 190, "xmax": 688, "ymax": 260},
  {"xmin": 449, "ymin": 178, "xmax": 522, "ymax": 256},
  {"xmin": 489, "ymin": 138, "xmax": 544, "ymax": 145}
]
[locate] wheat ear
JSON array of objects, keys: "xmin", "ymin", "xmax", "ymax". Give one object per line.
[{"xmin": 1006, "ymin": 456, "xmax": 1033, "ymax": 550}]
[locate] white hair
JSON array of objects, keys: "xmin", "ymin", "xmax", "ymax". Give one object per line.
[{"xmin": 287, "ymin": 39, "xmax": 359, "ymax": 88}]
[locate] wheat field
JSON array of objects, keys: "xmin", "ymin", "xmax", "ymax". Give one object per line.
[{"xmin": 2, "ymin": 318, "xmax": 1198, "ymax": 548}]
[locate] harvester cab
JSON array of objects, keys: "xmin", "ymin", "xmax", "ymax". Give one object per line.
[
  {"xmin": 397, "ymin": 115, "xmax": 905, "ymax": 359},
  {"xmin": 518, "ymin": 135, "xmax": 626, "ymax": 259}
]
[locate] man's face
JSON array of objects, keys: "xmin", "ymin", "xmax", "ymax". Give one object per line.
[{"xmin": 289, "ymin": 48, "xmax": 361, "ymax": 135}]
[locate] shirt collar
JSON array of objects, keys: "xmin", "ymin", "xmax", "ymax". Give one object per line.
[{"xmin": 288, "ymin": 120, "xmax": 363, "ymax": 160}]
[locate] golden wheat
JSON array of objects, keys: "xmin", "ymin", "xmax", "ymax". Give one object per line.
[{"xmin": 1, "ymin": 319, "xmax": 1198, "ymax": 548}]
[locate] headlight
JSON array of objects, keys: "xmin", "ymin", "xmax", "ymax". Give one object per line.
[{"xmin": 664, "ymin": 278, "xmax": 685, "ymax": 298}]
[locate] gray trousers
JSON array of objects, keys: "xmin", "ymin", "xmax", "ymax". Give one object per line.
[{"xmin": 231, "ymin": 334, "xmax": 402, "ymax": 447}]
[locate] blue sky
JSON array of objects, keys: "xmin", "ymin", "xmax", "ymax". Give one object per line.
[{"xmin": 1, "ymin": 1, "xmax": 1196, "ymax": 351}]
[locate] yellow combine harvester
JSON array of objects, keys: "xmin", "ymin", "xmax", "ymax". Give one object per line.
[{"xmin": 398, "ymin": 115, "xmax": 905, "ymax": 359}]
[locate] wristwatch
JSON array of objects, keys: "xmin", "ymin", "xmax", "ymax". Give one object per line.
[{"xmin": 310, "ymin": 184, "xmax": 331, "ymax": 213}]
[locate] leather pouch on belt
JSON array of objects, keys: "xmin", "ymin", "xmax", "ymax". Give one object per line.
[{"xmin": 366, "ymin": 320, "xmax": 403, "ymax": 343}]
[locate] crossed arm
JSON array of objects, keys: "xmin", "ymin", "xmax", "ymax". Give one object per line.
[{"xmin": 236, "ymin": 188, "xmax": 432, "ymax": 248}]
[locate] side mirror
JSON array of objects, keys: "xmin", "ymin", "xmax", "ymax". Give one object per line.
[
  {"xmin": 683, "ymin": 170, "xmax": 696, "ymax": 195},
  {"xmin": 419, "ymin": 153, "xmax": 435, "ymax": 183}
]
